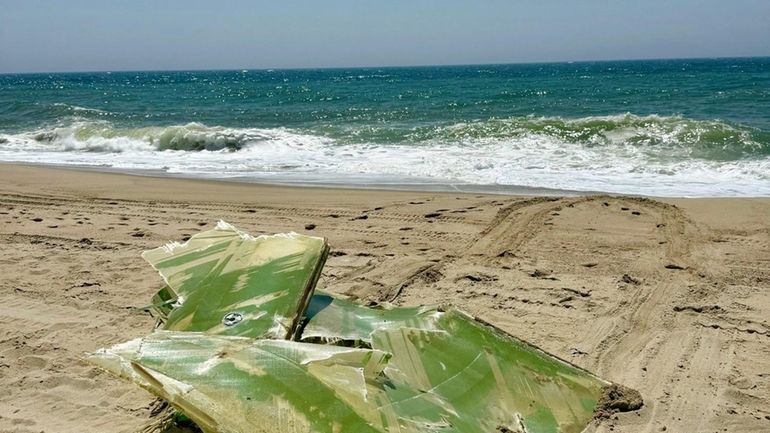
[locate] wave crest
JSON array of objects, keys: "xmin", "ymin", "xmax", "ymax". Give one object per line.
[
  {"xmin": 2, "ymin": 114, "xmax": 768, "ymax": 160},
  {"xmin": 2, "ymin": 122, "xmax": 327, "ymax": 153},
  {"xmin": 324, "ymin": 114, "xmax": 770, "ymax": 160},
  {"xmin": 0, "ymin": 114, "xmax": 768, "ymax": 196}
]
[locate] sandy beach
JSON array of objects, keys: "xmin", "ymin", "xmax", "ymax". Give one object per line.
[{"xmin": 1, "ymin": 163, "xmax": 769, "ymax": 432}]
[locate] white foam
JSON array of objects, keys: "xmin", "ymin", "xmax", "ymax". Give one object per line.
[{"xmin": 0, "ymin": 120, "xmax": 768, "ymax": 197}]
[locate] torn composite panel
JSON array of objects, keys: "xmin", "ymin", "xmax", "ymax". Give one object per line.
[
  {"xmin": 140, "ymin": 220, "xmax": 328, "ymax": 340},
  {"xmin": 89, "ymin": 221, "xmax": 608, "ymax": 433}
]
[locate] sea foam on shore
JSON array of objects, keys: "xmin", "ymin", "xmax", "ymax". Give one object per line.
[{"xmin": 1, "ymin": 114, "xmax": 768, "ymax": 196}]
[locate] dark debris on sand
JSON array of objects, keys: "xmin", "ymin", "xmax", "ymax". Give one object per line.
[{"xmin": 593, "ymin": 384, "xmax": 644, "ymax": 419}]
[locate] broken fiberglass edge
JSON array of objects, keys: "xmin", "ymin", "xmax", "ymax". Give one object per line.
[{"xmin": 89, "ymin": 221, "xmax": 631, "ymax": 433}]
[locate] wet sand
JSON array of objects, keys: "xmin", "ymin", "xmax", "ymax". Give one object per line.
[{"xmin": 1, "ymin": 163, "xmax": 768, "ymax": 432}]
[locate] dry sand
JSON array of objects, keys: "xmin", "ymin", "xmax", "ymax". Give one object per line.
[{"xmin": 0, "ymin": 163, "xmax": 768, "ymax": 433}]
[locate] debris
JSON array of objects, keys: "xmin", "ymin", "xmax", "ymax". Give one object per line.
[
  {"xmin": 89, "ymin": 221, "xmax": 623, "ymax": 433},
  {"xmin": 621, "ymin": 274, "xmax": 641, "ymax": 285},
  {"xmin": 304, "ymin": 223, "xmax": 317, "ymax": 230},
  {"xmin": 664, "ymin": 264, "xmax": 687, "ymax": 270},
  {"xmin": 138, "ymin": 221, "xmax": 328, "ymax": 339},
  {"xmin": 593, "ymin": 384, "xmax": 644, "ymax": 419}
]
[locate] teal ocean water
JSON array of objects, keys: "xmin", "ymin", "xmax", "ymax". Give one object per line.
[{"xmin": 1, "ymin": 58, "xmax": 769, "ymax": 196}]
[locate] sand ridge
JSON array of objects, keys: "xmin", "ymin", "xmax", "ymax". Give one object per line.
[{"xmin": 0, "ymin": 164, "xmax": 768, "ymax": 432}]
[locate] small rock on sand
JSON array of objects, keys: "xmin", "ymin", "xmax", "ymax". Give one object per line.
[
  {"xmin": 593, "ymin": 384, "xmax": 644, "ymax": 419},
  {"xmin": 621, "ymin": 274, "xmax": 641, "ymax": 285}
]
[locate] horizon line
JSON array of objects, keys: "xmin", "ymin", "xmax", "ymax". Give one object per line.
[{"xmin": 1, "ymin": 55, "xmax": 768, "ymax": 76}]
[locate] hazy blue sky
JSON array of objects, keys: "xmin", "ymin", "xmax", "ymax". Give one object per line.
[{"xmin": 1, "ymin": 0, "xmax": 768, "ymax": 73}]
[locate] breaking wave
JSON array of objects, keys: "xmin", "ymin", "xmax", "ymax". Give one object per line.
[
  {"xmin": 321, "ymin": 113, "xmax": 770, "ymax": 160},
  {"xmin": 2, "ymin": 114, "xmax": 768, "ymax": 158},
  {"xmin": 0, "ymin": 114, "xmax": 768, "ymax": 196},
  {"xmin": 0, "ymin": 121, "xmax": 324, "ymax": 152}
]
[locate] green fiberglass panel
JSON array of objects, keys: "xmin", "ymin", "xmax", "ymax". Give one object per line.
[
  {"xmin": 370, "ymin": 309, "xmax": 607, "ymax": 433},
  {"xmin": 141, "ymin": 221, "xmax": 328, "ymax": 340},
  {"xmin": 88, "ymin": 332, "xmax": 389, "ymax": 433},
  {"xmin": 92, "ymin": 311, "xmax": 607, "ymax": 433},
  {"xmin": 301, "ymin": 293, "xmax": 442, "ymax": 344},
  {"xmin": 91, "ymin": 222, "xmax": 617, "ymax": 433},
  {"xmin": 302, "ymin": 296, "xmax": 605, "ymax": 431}
]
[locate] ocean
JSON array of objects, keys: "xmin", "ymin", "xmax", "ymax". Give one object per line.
[{"xmin": 1, "ymin": 57, "xmax": 769, "ymax": 196}]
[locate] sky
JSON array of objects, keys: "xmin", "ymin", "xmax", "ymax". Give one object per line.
[{"xmin": 1, "ymin": 0, "xmax": 769, "ymax": 73}]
